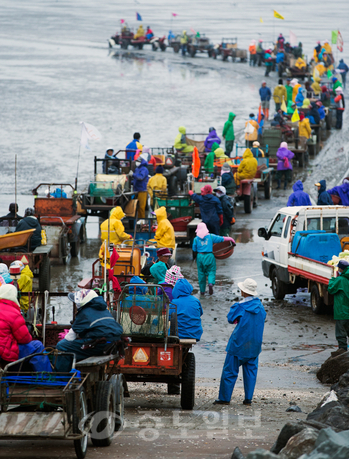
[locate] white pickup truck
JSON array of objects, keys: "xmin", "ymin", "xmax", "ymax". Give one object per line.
[{"xmin": 259, "ymin": 206, "xmax": 349, "ymax": 314}]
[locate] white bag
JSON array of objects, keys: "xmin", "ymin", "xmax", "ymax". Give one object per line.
[{"xmin": 244, "ymin": 121, "xmax": 255, "ymax": 134}]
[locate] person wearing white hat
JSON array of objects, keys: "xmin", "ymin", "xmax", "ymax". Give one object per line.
[
  {"xmin": 55, "ymin": 289, "xmax": 123, "ymax": 372},
  {"xmin": 214, "ymin": 278, "xmax": 266, "ymax": 406}
]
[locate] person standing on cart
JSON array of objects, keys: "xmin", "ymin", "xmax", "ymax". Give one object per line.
[
  {"xmin": 222, "ymin": 112, "xmax": 236, "ymax": 157},
  {"xmin": 133, "ymin": 158, "xmax": 149, "ymax": 219},
  {"xmin": 214, "ymin": 278, "xmax": 266, "ymax": 406},
  {"xmin": 189, "ymin": 185, "xmax": 223, "ymax": 235}
]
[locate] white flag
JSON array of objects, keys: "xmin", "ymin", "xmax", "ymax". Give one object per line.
[
  {"xmin": 80, "ymin": 122, "xmax": 102, "ymax": 150},
  {"xmin": 289, "ymin": 30, "xmax": 297, "ymax": 47}
]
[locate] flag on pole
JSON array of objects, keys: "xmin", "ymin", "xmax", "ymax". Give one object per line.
[
  {"xmin": 291, "ymin": 108, "xmax": 300, "ymax": 123},
  {"xmin": 281, "ymin": 100, "xmax": 287, "ymax": 113},
  {"xmin": 136, "ymin": 12, "xmax": 142, "ymax": 21},
  {"xmin": 289, "ymin": 30, "xmax": 297, "ymax": 47},
  {"xmin": 80, "ymin": 122, "xmax": 102, "ymax": 150},
  {"xmin": 337, "ymin": 30, "xmax": 344, "ymax": 52},
  {"xmin": 172, "ymin": 13, "xmax": 178, "ymax": 17},
  {"xmin": 332, "ymin": 30, "xmax": 338, "ymax": 45},
  {"xmin": 273, "ymin": 10, "xmax": 284, "ymax": 20},
  {"xmin": 260, "ymin": 17, "xmax": 263, "ymax": 23},
  {"xmin": 190, "ymin": 28, "xmax": 196, "ymax": 34},
  {"xmin": 120, "ymin": 19, "xmax": 125, "ymax": 24}
]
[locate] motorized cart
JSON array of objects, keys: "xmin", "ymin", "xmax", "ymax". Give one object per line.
[
  {"xmin": 0, "ymin": 291, "xmax": 125, "ymax": 459},
  {"xmin": 187, "ymin": 35, "xmax": 215, "ymax": 58},
  {"xmin": 215, "ymin": 38, "xmax": 248, "ymax": 62},
  {"xmin": 0, "ymin": 229, "xmax": 52, "ymax": 291},
  {"xmin": 114, "ymin": 284, "xmax": 197, "ymax": 410},
  {"xmin": 32, "ymin": 183, "xmax": 87, "ymax": 263}
]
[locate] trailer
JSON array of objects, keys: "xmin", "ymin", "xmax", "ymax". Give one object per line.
[{"xmin": 216, "ymin": 38, "xmax": 248, "ymax": 62}]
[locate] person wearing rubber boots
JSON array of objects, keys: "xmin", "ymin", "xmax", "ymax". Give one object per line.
[
  {"xmin": 328, "ymin": 260, "xmax": 349, "ymax": 351},
  {"xmin": 214, "ymin": 278, "xmax": 266, "ymax": 406},
  {"xmin": 192, "ymin": 222, "xmax": 235, "ymax": 296}
]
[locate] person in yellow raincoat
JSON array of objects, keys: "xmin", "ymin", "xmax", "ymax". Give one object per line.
[
  {"xmin": 152, "ymin": 207, "xmax": 175, "ymax": 249},
  {"xmin": 234, "ymin": 149, "xmax": 258, "ymax": 186},
  {"xmin": 147, "ymin": 166, "xmax": 167, "ymax": 205},
  {"xmin": 290, "ymin": 79, "xmax": 301, "ymax": 102},
  {"xmin": 295, "ymin": 57, "xmax": 306, "ymax": 70},
  {"xmin": 12, "ymin": 261, "xmax": 33, "ymax": 312},
  {"xmin": 323, "ymin": 41, "xmax": 332, "ymax": 55},
  {"xmin": 174, "ymin": 126, "xmax": 194, "ymax": 153},
  {"xmin": 134, "ymin": 25, "xmax": 145, "ymax": 39},
  {"xmin": 311, "ymin": 77, "xmax": 322, "ymax": 96},
  {"xmin": 100, "ymin": 207, "xmax": 132, "ymax": 245},
  {"xmin": 213, "ymin": 147, "xmax": 234, "ymax": 167},
  {"xmin": 302, "ymin": 98, "xmax": 311, "ymax": 109},
  {"xmin": 314, "ymin": 62, "xmax": 326, "ymax": 78}
]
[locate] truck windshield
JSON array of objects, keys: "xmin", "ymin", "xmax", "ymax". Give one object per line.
[{"xmin": 269, "ymin": 213, "xmax": 287, "ymax": 237}]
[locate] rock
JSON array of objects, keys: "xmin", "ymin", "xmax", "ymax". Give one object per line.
[
  {"xmin": 316, "ymin": 350, "xmax": 349, "ymax": 384},
  {"xmin": 278, "ymin": 427, "xmax": 319, "ymax": 459},
  {"xmin": 331, "ymin": 369, "xmax": 349, "ymax": 405},
  {"xmin": 302, "ymin": 427, "xmax": 349, "ymax": 458},
  {"xmin": 307, "ymin": 400, "xmax": 349, "ymax": 431},
  {"xmin": 246, "ymin": 450, "xmax": 279, "ymax": 459},
  {"xmin": 270, "ymin": 422, "xmax": 306, "ymax": 454},
  {"xmin": 286, "ymin": 405, "xmax": 302, "ymax": 413},
  {"xmin": 231, "ymin": 447, "xmax": 245, "ymax": 459}
]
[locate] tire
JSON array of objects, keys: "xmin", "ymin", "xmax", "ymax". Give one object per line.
[
  {"xmin": 170, "ymin": 312, "xmax": 178, "ymax": 336},
  {"xmin": 71, "ymin": 238, "xmax": 80, "ymax": 257},
  {"xmin": 61, "ymin": 234, "xmax": 69, "ymax": 265},
  {"xmin": 168, "ymin": 176, "xmax": 178, "ymax": 196},
  {"xmin": 160, "ymin": 43, "xmax": 166, "ymax": 52},
  {"xmin": 310, "ymin": 284, "xmax": 324, "ymax": 314},
  {"xmin": 138, "ymin": 43, "xmax": 143, "ymax": 50},
  {"xmin": 111, "ymin": 375, "xmax": 124, "ymax": 432},
  {"xmin": 91, "ymin": 381, "xmax": 115, "ymax": 447},
  {"xmin": 80, "ymin": 223, "xmax": 87, "ymax": 243},
  {"xmin": 271, "ymin": 268, "xmax": 286, "ymax": 300},
  {"xmin": 264, "ymin": 175, "xmax": 272, "ymax": 199},
  {"xmin": 39, "ymin": 256, "xmax": 51, "ymax": 292},
  {"xmin": 168, "ymin": 383, "xmax": 180, "ymax": 395},
  {"xmin": 181, "ymin": 352, "xmax": 195, "ymax": 410},
  {"xmin": 73, "ymin": 390, "xmax": 88, "ymax": 459},
  {"xmin": 173, "ymin": 44, "xmax": 180, "ymax": 53},
  {"xmin": 298, "ymin": 153, "xmax": 304, "ymax": 168},
  {"xmin": 190, "ymin": 47, "xmax": 196, "ymax": 58},
  {"xmin": 244, "ymin": 187, "xmax": 253, "ymax": 214},
  {"xmin": 152, "ymin": 43, "xmax": 157, "ymax": 51},
  {"xmin": 222, "ymin": 54, "xmax": 228, "ymax": 62}
]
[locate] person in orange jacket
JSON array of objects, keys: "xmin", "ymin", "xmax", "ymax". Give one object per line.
[{"xmin": 245, "ymin": 114, "xmax": 259, "ymax": 148}]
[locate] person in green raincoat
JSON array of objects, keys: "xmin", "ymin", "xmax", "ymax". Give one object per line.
[
  {"xmin": 204, "ymin": 142, "xmax": 219, "ymax": 174},
  {"xmin": 174, "ymin": 126, "xmax": 194, "ymax": 153},
  {"xmin": 222, "ymin": 112, "xmax": 236, "ymax": 157},
  {"xmin": 285, "ymin": 78, "xmax": 293, "ymax": 102}
]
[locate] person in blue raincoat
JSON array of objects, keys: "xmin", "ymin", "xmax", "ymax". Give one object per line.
[
  {"xmin": 327, "ymin": 179, "xmax": 349, "ymax": 206},
  {"xmin": 315, "ymin": 180, "xmax": 333, "ymax": 205},
  {"xmin": 189, "ymin": 184, "xmax": 223, "ymax": 235},
  {"xmin": 126, "ymin": 133, "xmax": 142, "ymax": 161},
  {"xmin": 128, "ymin": 276, "xmax": 148, "ymax": 295},
  {"xmin": 192, "ymin": 222, "xmax": 235, "ymax": 296},
  {"xmin": 150, "ymin": 261, "xmax": 167, "ymax": 283},
  {"xmin": 56, "ymin": 289, "xmax": 123, "ymax": 372},
  {"xmin": 133, "ymin": 157, "xmax": 149, "ymax": 218},
  {"xmin": 287, "ymin": 180, "xmax": 312, "ymax": 207},
  {"xmin": 50, "ymin": 188, "xmax": 67, "ymax": 198},
  {"xmin": 214, "ymin": 278, "xmax": 266, "ymax": 406},
  {"xmin": 170, "ymin": 279, "xmax": 203, "ymax": 340}
]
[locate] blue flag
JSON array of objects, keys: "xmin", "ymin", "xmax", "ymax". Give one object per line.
[{"xmin": 136, "ymin": 12, "xmax": 142, "ymax": 21}]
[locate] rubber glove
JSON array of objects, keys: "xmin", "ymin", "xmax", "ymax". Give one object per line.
[
  {"xmin": 223, "ymin": 237, "xmax": 236, "ymax": 245},
  {"xmin": 188, "ymin": 190, "xmax": 194, "ymax": 196},
  {"xmin": 58, "ymin": 329, "xmax": 71, "ymax": 340},
  {"xmin": 128, "ymin": 170, "xmax": 134, "ymax": 176},
  {"xmin": 219, "ymin": 214, "xmax": 223, "ymax": 226}
]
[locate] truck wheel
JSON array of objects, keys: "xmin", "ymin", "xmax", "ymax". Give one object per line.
[
  {"xmin": 170, "ymin": 312, "xmax": 178, "ymax": 336},
  {"xmin": 181, "ymin": 352, "xmax": 195, "ymax": 410},
  {"xmin": 310, "ymin": 285, "xmax": 324, "ymax": 314},
  {"xmin": 264, "ymin": 175, "xmax": 272, "ymax": 199},
  {"xmin": 39, "ymin": 256, "xmax": 51, "ymax": 292},
  {"xmin": 111, "ymin": 375, "xmax": 124, "ymax": 432},
  {"xmin": 271, "ymin": 268, "xmax": 286, "ymax": 300},
  {"xmin": 91, "ymin": 381, "xmax": 115, "ymax": 447},
  {"xmin": 73, "ymin": 389, "xmax": 88, "ymax": 459},
  {"xmin": 244, "ymin": 187, "xmax": 253, "ymax": 214},
  {"xmin": 71, "ymin": 239, "xmax": 80, "ymax": 257}
]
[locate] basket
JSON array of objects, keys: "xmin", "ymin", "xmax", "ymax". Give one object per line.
[
  {"xmin": 170, "ymin": 216, "xmax": 193, "ymax": 231},
  {"xmin": 213, "ymin": 241, "xmax": 235, "ymax": 260}
]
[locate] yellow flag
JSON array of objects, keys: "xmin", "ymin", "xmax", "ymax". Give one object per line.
[
  {"xmin": 291, "ymin": 108, "xmax": 300, "ymax": 123},
  {"xmin": 260, "ymin": 17, "xmax": 263, "ymax": 23},
  {"xmin": 281, "ymin": 99, "xmax": 287, "ymax": 113},
  {"xmin": 274, "ymin": 10, "xmax": 284, "ymax": 20}
]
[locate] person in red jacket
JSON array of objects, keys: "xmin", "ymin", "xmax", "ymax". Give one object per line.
[{"xmin": 0, "ymin": 284, "xmax": 51, "ymax": 372}]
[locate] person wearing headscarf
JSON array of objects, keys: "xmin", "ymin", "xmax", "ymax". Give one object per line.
[
  {"xmin": 332, "ymin": 76, "xmax": 343, "ymax": 95},
  {"xmin": 14, "ymin": 208, "xmax": 42, "ymax": 251},
  {"xmin": 158, "ymin": 265, "xmax": 184, "ymax": 301},
  {"xmin": 192, "ymin": 222, "xmax": 235, "ymax": 296},
  {"xmin": 147, "ymin": 166, "xmax": 167, "ymax": 206},
  {"xmin": 55, "ymin": 289, "xmax": 123, "ymax": 372},
  {"xmin": 189, "ymin": 185, "xmax": 223, "ymax": 235},
  {"xmin": 204, "ymin": 127, "xmax": 221, "ymax": 152},
  {"xmin": 141, "ymin": 247, "xmax": 172, "ymax": 276},
  {"xmin": 11, "ymin": 261, "xmax": 34, "ymax": 312},
  {"xmin": 0, "ymin": 284, "xmax": 52, "ymax": 372},
  {"xmin": 276, "ymin": 142, "xmax": 294, "ymax": 190},
  {"xmin": 214, "ymin": 186, "xmax": 235, "ymax": 236},
  {"xmin": 133, "ymin": 157, "xmax": 149, "ymax": 218}
]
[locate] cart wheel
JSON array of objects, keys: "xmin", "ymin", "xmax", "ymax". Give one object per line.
[
  {"xmin": 61, "ymin": 234, "xmax": 69, "ymax": 265},
  {"xmin": 152, "ymin": 42, "xmax": 157, "ymax": 51},
  {"xmin": 80, "ymin": 223, "xmax": 87, "ymax": 243},
  {"xmin": 71, "ymin": 239, "xmax": 80, "ymax": 257},
  {"xmin": 271, "ymin": 268, "xmax": 286, "ymax": 300},
  {"xmin": 73, "ymin": 389, "xmax": 88, "ymax": 459},
  {"xmin": 222, "ymin": 54, "xmax": 228, "ymax": 62},
  {"xmin": 39, "ymin": 256, "xmax": 51, "ymax": 292},
  {"xmin": 111, "ymin": 375, "xmax": 124, "ymax": 432},
  {"xmin": 264, "ymin": 175, "xmax": 272, "ymax": 199},
  {"xmin": 298, "ymin": 153, "xmax": 304, "ymax": 168},
  {"xmin": 311, "ymin": 284, "xmax": 324, "ymax": 314},
  {"xmin": 181, "ymin": 352, "xmax": 195, "ymax": 410},
  {"xmin": 91, "ymin": 381, "xmax": 115, "ymax": 447},
  {"xmin": 190, "ymin": 47, "xmax": 196, "ymax": 58},
  {"xmin": 170, "ymin": 312, "xmax": 178, "ymax": 337},
  {"xmin": 173, "ymin": 44, "xmax": 180, "ymax": 53},
  {"xmin": 138, "ymin": 43, "xmax": 143, "ymax": 50},
  {"xmin": 160, "ymin": 43, "xmax": 167, "ymax": 52},
  {"xmin": 243, "ymin": 187, "xmax": 253, "ymax": 214}
]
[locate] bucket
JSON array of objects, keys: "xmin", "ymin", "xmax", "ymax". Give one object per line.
[
  {"xmin": 213, "ymin": 240, "xmax": 235, "ymax": 260},
  {"xmin": 170, "ymin": 216, "xmax": 193, "ymax": 231}
]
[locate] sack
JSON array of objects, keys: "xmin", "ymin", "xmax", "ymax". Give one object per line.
[
  {"xmin": 284, "ymin": 157, "xmax": 290, "ymax": 169},
  {"xmin": 244, "ymin": 122, "xmax": 254, "ymax": 134}
]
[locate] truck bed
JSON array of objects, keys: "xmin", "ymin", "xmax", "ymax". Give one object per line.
[{"xmin": 287, "ymin": 252, "xmax": 335, "ymax": 285}]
